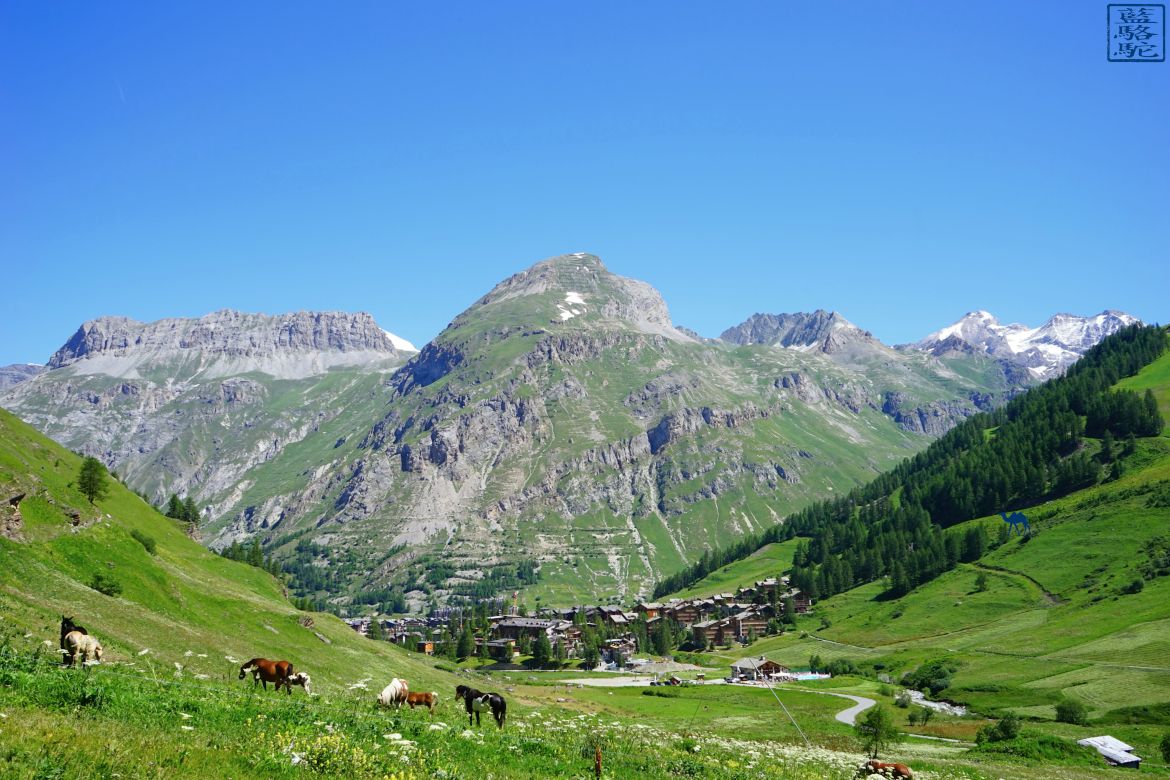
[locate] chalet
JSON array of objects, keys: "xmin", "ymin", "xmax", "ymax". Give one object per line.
[
  {"xmin": 598, "ymin": 605, "xmax": 629, "ymax": 627},
  {"xmin": 730, "ymin": 610, "xmax": 768, "ymax": 639},
  {"xmin": 730, "ymin": 656, "xmax": 791, "ymax": 681},
  {"xmin": 493, "ymin": 617, "xmax": 560, "ymax": 641},
  {"xmin": 791, "ymin": 592, "xmax": 814, "ymax": 614},
  {"xmin": 483, "ymin": 639, "xmax": 516, "ymax": 661},
  {"xmin": 602, "ymin": 636, "xmax": 637, "ymax": 664},
  {"xmin": 692, "ymin": 618, "xmax": 730, "ymax": 647},
  {"xmin": 416, "ymin": 639, "xmax": 435, "ymax": 655},
  {"xmin": 345, "ymin": 617, "xmax": 371, "ymax": 636},
  {"xmin": 669, "ymin": 600, "xmax": 713, "ymax": 626},
  {"xmin": 1077, "ymin": 736, "xmax": 1141, "ymax": 768},
  {"xmin": 635, "ymin": 602, "xmax": 663, "ymax": 620}
]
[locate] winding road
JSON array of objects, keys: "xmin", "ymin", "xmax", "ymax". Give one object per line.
[
  {"xmin": 802, "ymin": 690, "xmax": 876, "ymax": 725},
  {"xmin": 558, "ymin": 676, "xmax": 878, "ymax": 725}
]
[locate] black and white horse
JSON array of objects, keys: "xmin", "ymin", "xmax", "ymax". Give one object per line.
[{"xmin": 455, "ymin": 684, "xmax": 506, "ymax": 728}]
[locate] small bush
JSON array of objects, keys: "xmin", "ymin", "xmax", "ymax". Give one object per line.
[
  {"xmin": 642, "ymin": 688, "xmax": 681, "ymax": 698},
  {"xmin": 89, "ymin": 571, "xmax": 122, "ymax": 597},
  {"xmin": 130, "ymin": 529, "xmax": 157, "ymax": 555},
  {"xmin": 976, "ymin": 713, "xmax": 1022, "ymax": 744},
  {"xmin": 1121, "ymin": 578, "xmax": 1145, "ymax": 595},
  {"xmin": 1055, "ymin": 699, "xmax": 1089, "ymax": 725}
]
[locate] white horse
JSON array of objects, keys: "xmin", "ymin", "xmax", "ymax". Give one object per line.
[
  {"xmin": 63, "ymin": 631, "xmax": 103, "ymax": 666},
  {"xmin": 287, "ymin": 672, "xmax": 312, "ymax": 695},
  {"xmin": 377, "ymin": 677, "xmax": 409, "ymax": 708}
]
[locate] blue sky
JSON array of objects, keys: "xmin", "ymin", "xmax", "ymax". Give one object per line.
[{"xmin": 2, "ymin": 2, "xmax": 1167, "ymax": 365}]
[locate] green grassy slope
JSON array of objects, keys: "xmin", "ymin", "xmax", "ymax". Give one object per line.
[
  {"xmin": 658, "ymin": 539, "xmax": 806, "ymax": 601},
  {"xmin": 0, "ymin": 407, "xmax": 448, "ymax": 695},
  {"xmin": 695, "ymin": 347, "xmax": 1170, "ymax": 769}
]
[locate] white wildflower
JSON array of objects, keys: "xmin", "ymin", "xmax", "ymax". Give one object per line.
[
  {"xmin": 184, "ymin": 650, "xmax": 193, "ymax": 657},
  {"xmin": 290, "ymin": 753, "xmax": 304, "ymax": 766},
  {"xmin": 384, "ymin": 733, "xmax": 402, "ymax": 741},
  {"xmin": 138, "ymin": 648, "xmax": 151, "ymax": 656},
  {"xmin": 83, "ymin": 659, "xmax": 100, "ymax": 667},
  {"xmin": 460, "ymin": 730, "xmax": 476, "ymax": 739},
  {"xmin": 181, "ymin": 725, "xmax": 194, "ymax": 731},
  {"xmin": 180, "ymin": 713, "xmax": 192, "ymax": 719},
  {"xmin": 428, "ymin": 723, "xmax": 446, "ymax": 731},
  {"xmin": 42, "ymin": 640, "xmax": 53, "ymax": 647},
  {"xmin": 194, "ymin": 674, "xmax": 210, "ymax": 680},
  {"xmin": 224, "ymin": 655, "xmax": 237, "ymax": 663}
]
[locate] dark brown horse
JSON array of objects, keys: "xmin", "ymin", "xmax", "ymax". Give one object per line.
[
  {"xmin": 456, "ymin": 684, "xmax": 505, "ymax": 728},
  {"xmin": 239, "ymin": 658, "xmax": 295, "ymax": 694}
]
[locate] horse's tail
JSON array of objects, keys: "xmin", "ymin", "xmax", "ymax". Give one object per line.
[{"xmin": 497, "ymin": 696, "xmax": 507, "ymax": 728}]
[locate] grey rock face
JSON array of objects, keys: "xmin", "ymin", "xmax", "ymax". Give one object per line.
[
  {"xmin": 720, "ymin": 311, "xmax": 877, "ymax": 353},
  {"xmin": 0, "ymin": 364, "xmax": 46, "ymax": 390},
  {"xmin": 0, "ymin": 310, "xmax": 413, "ymax": 528},
  {"xmin": 47, "ymin": 309, "xmax": 412, "ymax": 380}
]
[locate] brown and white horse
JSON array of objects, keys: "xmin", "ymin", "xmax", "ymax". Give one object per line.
[
  {"xmin": 862, "ymin": 760, "xmax": 914, "ymax": 778},
  {"xmin": 377, "ymin": 678, "xmax": 409, "ymax": 708},
  {"xmin": 239, "ymin": 658, "xmax": 295, "ymax": 694}
]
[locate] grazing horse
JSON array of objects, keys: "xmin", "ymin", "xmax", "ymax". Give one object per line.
[
  {"xmin": 862, "ymin": 759, "xmax": 914, "ymax": 778},
  {"xmin": 62, "ymin": 631, "xmax": 103, "ymax": 667},
  {"xmin": 405, "ymin": 690, "xmax": 438, "ymax": 713},
  {"xmin": 456, "ymin": 684, "xmax": 506, "ymax": 729},
  {"xmin": 239, "ymin": 658, "xmax": 295, "ymax": 694},
  {"xmin": 287, "ymin": 672, "xmax": 312, "ymax": 695},
  {"xmin": 377, "ymin": 678, "xmax": 409, "ymax": 708}
]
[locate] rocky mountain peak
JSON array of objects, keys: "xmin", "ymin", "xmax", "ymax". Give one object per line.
[
  {"xmin": 458, "ymin": 253, "xmax": 693, "ymax": 342},
  {"xmin": 719, "ymin": 310, "xmax": 877, "ymax": 354},
  {"xmin": 46, "ymin": 309, "xmax": 415, "ymax": 379},
  {"xmin": 914, "ymin": 309, "xmax": 1140, "ymax": 377}
]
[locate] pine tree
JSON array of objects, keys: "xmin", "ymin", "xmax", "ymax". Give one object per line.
[
  {"xmin": 182, "ymin": 496, "xmax": 199, "ymax": 523},
  {"xmin": 532, "ymin": 633, "xmax": 552, "ymax": 667},
  {"xmin": 367, "ymin": 617, "xmax": 384, "ymax": 641},
  {"xmin": 165, "ymin": 494, "xmax": 184, "ymax": 519},
  {"xmin": 77, "ymin": 456, "xmax": 108, "ymax": 503},
  {"xmin": 456, "ymin": 623, "xmax": 474, "ymax": 659}
]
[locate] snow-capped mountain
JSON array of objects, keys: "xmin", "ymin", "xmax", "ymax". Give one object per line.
[{"xmin": 915, "ymin": 310, "xmax": 1140, "ymax": 377}]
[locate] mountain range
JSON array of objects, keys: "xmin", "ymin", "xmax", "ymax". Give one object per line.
[{"xmin": 0, "ymin": 254, "xmax": 1139, "ymax": 605}]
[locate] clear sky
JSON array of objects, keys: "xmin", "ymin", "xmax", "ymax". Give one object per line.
[{"xmin": 2, "ymin": 2, "xmax": 1167, "ymax": 365}]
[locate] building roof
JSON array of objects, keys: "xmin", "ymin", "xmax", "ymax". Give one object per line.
[
  {"xmin": 731, "ymin": 656, "xmax": 787, "ymax": 671},
  {"xmin": 497, "ymin": 617, "xmax": 557, "ymax": 629}
]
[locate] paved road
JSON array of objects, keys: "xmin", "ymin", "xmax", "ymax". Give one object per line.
[
  {"xmin": 557, "ymin": 676, "xmax": 876, "ymax": 726},
  {"xmin": 799, "ymin": 690, "xmax": 876, "ymax": 725}
]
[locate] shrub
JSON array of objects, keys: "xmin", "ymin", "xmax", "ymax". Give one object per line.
[
  {"xmin": 895, "ymin": 691, "xmax": 911, "ymax": 708},
  {"xmin": 130, "ymin": 529, "xmax": 157, "ymax": 555},
  {"xmin": 1055, "ymin": 699, "xmax": 1089, "ymax": 725},
  {"xmin": 973, "ymin": 734, "xmax": 1100, "ymax": 765},
  {"xmin": 1161, "ymin": 733, "xmax": 1170, "ymax": 763},
  {"xmin": 976, "ymin": 713, "xmax": 1021, "ymax": 744},
  {"xmin": 1122, "ymin": 578, "xmax": 1145, "ymax": 595},
  {"xmin": 89, "ymin": 571, "xmax": 122, "ymax": 597}
]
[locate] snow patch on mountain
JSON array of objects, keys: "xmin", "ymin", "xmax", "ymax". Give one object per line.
[
  {"xmin": 381, "ymin": 330, "xmax": 418, "ymax": 352},
  {"xmin": 915, "ymin": 310, "xmax": 1140, "ymax": 377}
]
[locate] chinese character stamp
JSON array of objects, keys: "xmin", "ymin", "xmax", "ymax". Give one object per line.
[{"xmin": 1108, "ymin": 4, "xmax": 1165, "ymax": 61}]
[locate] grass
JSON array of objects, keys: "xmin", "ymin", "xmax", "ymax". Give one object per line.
[{"xmin": 663, "ymin": 539, "xmax": 806, "ymax": 601}]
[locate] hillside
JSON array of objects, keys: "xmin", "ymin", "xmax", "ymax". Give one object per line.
[
  {"xmin": 691, "ymin": 340, "xmax": 1170, "ymax": 770},
  {"xmin": 0, "ymin": 406, "xmax": 447, "ymax": 695}
]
